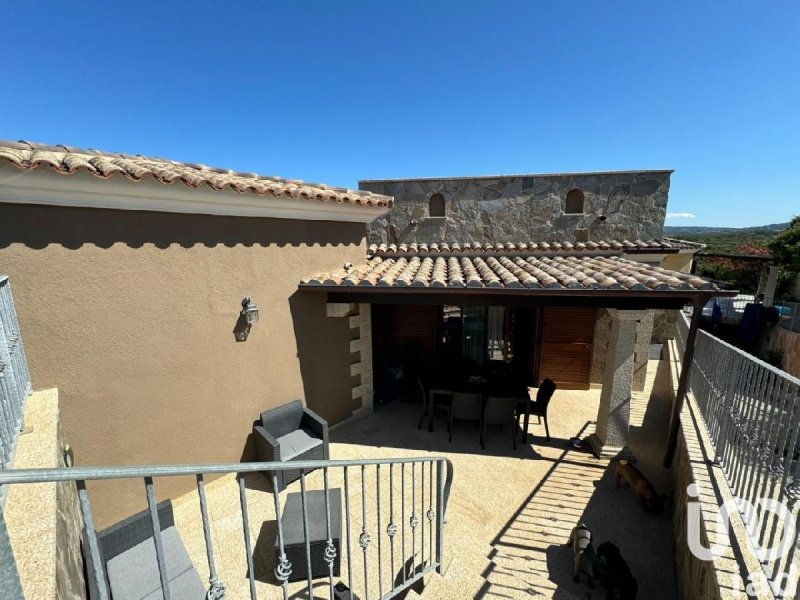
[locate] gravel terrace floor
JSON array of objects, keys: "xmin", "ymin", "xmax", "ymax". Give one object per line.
[{"xmin": 171, "ymin": 359, "xmax": 678, "ymax": 599}]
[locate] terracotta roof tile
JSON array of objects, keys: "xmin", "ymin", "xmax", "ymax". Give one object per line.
[
  {"xmin": 662, "ymin": 237, "xmax": 708, "ymax": 250},
  {"xmin": 301, "ymin": 253, "xmax": 725, "ymax": 294},
  {"xmin": 0, "ymin": 140, "xmax": 393, "ymax": 208},
  {"xmin": 366, "ymin": 239, "xmax": 681, "ymax": 258}
]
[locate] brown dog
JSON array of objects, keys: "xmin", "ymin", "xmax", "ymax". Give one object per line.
[{"xmin": 615, "ymin": 459, "xmax": 665, "ymax": 514}]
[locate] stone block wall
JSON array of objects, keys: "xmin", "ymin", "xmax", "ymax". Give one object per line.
[
  {"xmin": 361, "ymin": 171, "xmax": 671, "ymax": 245},
  {"xmin": 350, "ymin": 303, "xmax": 374, "ymax": 418},
  {"xmin": 652, "ymin": 309, "xmax": 679, "ymax": 344},
  {"xmin": 326, "ymin": 302, "xmax": 374, "ymax": 421}
]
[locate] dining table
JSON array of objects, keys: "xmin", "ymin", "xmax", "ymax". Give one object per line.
[{"xmin": 422, "ymin": 373, "xmax": 531, "ymax": 440}]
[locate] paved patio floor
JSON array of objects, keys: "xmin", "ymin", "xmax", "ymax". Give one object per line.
[{"xmin": 171, "ymin": 359, "xmax": 677, "ymax": 599}]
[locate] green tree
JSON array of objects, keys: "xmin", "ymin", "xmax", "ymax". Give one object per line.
[
  {"xmin": 695, "ymin": 242, "xmax": 770, "ymax": 294},
  {"xmin": 768, "ymin": 216, "xmax": 800, "ymax": 272}
]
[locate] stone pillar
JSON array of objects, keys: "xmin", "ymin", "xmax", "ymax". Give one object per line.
[
  {"xmin": 763, "ymin": 265, "xmax": 779, "ymax": 307},
  {"xmin": 587, "ymin": 309, "xmax": 648, "ymax": 459}
]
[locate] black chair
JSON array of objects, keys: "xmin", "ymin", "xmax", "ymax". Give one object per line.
[
  {"xmin": 483, "ymin": 396, "xmax": 518, "ymax": 450},
  {"xmin": 517, "ymin": 378, "xmax": 557, "ymax": 441},
  {"xmin": 254, "ymin": 399, "xmax": 329, "ymax": 492},
  {"xmin": 449, "ymin": 391, "xmax": 482, "ymax": 443},
  {"xmin": 417, "ymin": 379, "xmax": 454, "ymax": 432}
]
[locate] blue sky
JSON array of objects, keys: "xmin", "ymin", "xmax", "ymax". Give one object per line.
[{"xmin": 1, "ymin": 2, "xmax": 798, "ymax": 227}]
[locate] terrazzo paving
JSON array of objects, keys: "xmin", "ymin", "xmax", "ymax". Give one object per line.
[{"xmin": 171, "ymin": 360, "xmax": 677, "ymax": 599}]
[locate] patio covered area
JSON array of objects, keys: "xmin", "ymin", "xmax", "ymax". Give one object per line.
[{"xmin": 302, "ymin": 241, "xmax": 734, "ymax": 459}]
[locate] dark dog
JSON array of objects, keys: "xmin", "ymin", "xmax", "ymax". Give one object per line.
[
  {"xmin": 597, "ymin": 542, "xmax": 638, "ymax": 599},
  {"xmin": 615, "ymin": 459, "xmax": 666, "ymax": 514},
  {"xmin": 566, "ymin": 524, "xmax": 609, "ymax": 589}
]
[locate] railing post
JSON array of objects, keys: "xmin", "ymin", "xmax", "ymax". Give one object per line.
[
  {"xmin": 144, "ymin": 476, "xmax": 171, "ymax": 600},
  {"xmin": 435, "ymin": 460, "xmax": 444, "ymax": 575},
  {"xmin": 272, "ymin": 474, "xmax": 290, "ymax": 600},
  {"xmin": 664, "ymin": 299, "xmax": 705, "ymax": 468},
  {"xmin": 237, "ymin": 476, "xmax": 257, "ymax": 600},
  {"xmin": 77, "ymin": 480, "xmax": 110, "ymax": 600},
  {"xmin": 196, "ymin": 474, "xmax": 225, "ymax": 599}
]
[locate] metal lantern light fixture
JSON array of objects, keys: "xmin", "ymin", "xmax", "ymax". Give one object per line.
[{"xmin": 241, "ymin": 297, "xmax": 260, "ymax": 324}]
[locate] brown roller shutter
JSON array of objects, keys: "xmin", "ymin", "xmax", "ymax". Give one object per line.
[
  {"xmin": 538, "ymin": 307, "xmax": 595, "ymax": 390},
  {"xmin": 388, "ymin": 305, "xmax": 438, "ymax": 361}
]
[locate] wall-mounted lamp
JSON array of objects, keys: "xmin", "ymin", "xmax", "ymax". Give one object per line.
[
  {"xmin": 241, "ymin": 297, "xmax": 260, "ymax": 324},
  {"xmin": 234, "ymin": 297, "xmax": 259, "ymax": 342}
]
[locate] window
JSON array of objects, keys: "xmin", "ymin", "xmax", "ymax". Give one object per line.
[
  {"xmin": 429, "ymin": 193, "xmax": 446, "ymax": 217},
  {"xmin": 439, "ymin": 306, "xmax": 512, "ymax": 369},
  {"xmin": 565, "ymin": 189, "xmax": 585, "ymax": 214},
  {"xmin": 487, "ymin": 306, "xmax": 513, "ymax": 361}
]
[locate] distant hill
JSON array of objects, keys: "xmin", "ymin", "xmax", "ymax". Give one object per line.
[
  {"xmin": 664, "ymin": 222, "xmax": 789, "ymax": 237},
  {"xmin": 664, "ymin": 222, "xmax": 789, "ymax": 255}
]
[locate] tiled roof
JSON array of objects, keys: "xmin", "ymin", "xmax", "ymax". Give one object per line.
[
  {"xmin": 0, "ymin": 140, "xmax": 393, "ymax": 208},
  {"xmin": 661, "ymin": 237, "xmax": 707, "ymax": 251},
  {"xmin": 301, "ymin": 253, "xmax": 723, "ymax": 293},
  {"xmin": 367, "ymin": 239, "xmax": 680, "ymax": 258}
]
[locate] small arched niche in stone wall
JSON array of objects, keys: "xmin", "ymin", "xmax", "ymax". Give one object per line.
[
  {"xmin": 565, "ymin": 189, "xmax": 585, "ymax": 214},
  {"xmin": 429, "ymin": 193, "xmax": 446, "ymax": 217}
]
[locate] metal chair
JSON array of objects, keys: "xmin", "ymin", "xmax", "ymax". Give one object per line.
[
  {"xmin": 483, "ymin": 396, "xmax": 518, "ymax": 449},
  {"xmin": 517, "ymin": 378, "xmax": 557, "ymax": 441},
  {"xmin": 449, "ymin": 392, "xmax": 482, "ymax": 442}
]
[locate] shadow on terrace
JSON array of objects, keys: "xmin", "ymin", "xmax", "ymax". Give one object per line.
[{"xmin": 328, "ymin": 359, "xmax": 678, "ymax": 599}]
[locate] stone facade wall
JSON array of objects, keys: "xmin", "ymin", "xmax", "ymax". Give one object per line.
[
  {"xmin": 5, "ymin": 388, "xmax": 86, "ymax": 599},
  {"xmin": 652, "ymin": 309, "xmax": 679, "ymax": 344},
  {"xmin": 590, "ymin": 309, "xmax": 653, "ymax": 392},
  {"xmin": 361, "ymin": 171, "xmax": 671, "ymax": 245}
]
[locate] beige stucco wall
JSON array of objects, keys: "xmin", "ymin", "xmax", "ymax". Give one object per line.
[
  {"xmin": 0, "ymin": 202, "xmax": 368, "ymax": 528},
  {"xmin": 661, "ymin": 252, "xmax": 694, "ymax": 274}
]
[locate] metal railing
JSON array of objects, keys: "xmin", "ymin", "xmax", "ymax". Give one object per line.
[
  {"xmin": 676, "ymin": 311, "xmax": 800, "ymax": 592},
  {"xmin": 0, "ymin": 276, "xmax": 32, "ymax": 470},
  {"xmin": 776, "ymin": 301, "xmax": 800, "ymax": 333},
  {"xmin": 0, "ymin": 456, "xmax": 454, "ymax": 599}
]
